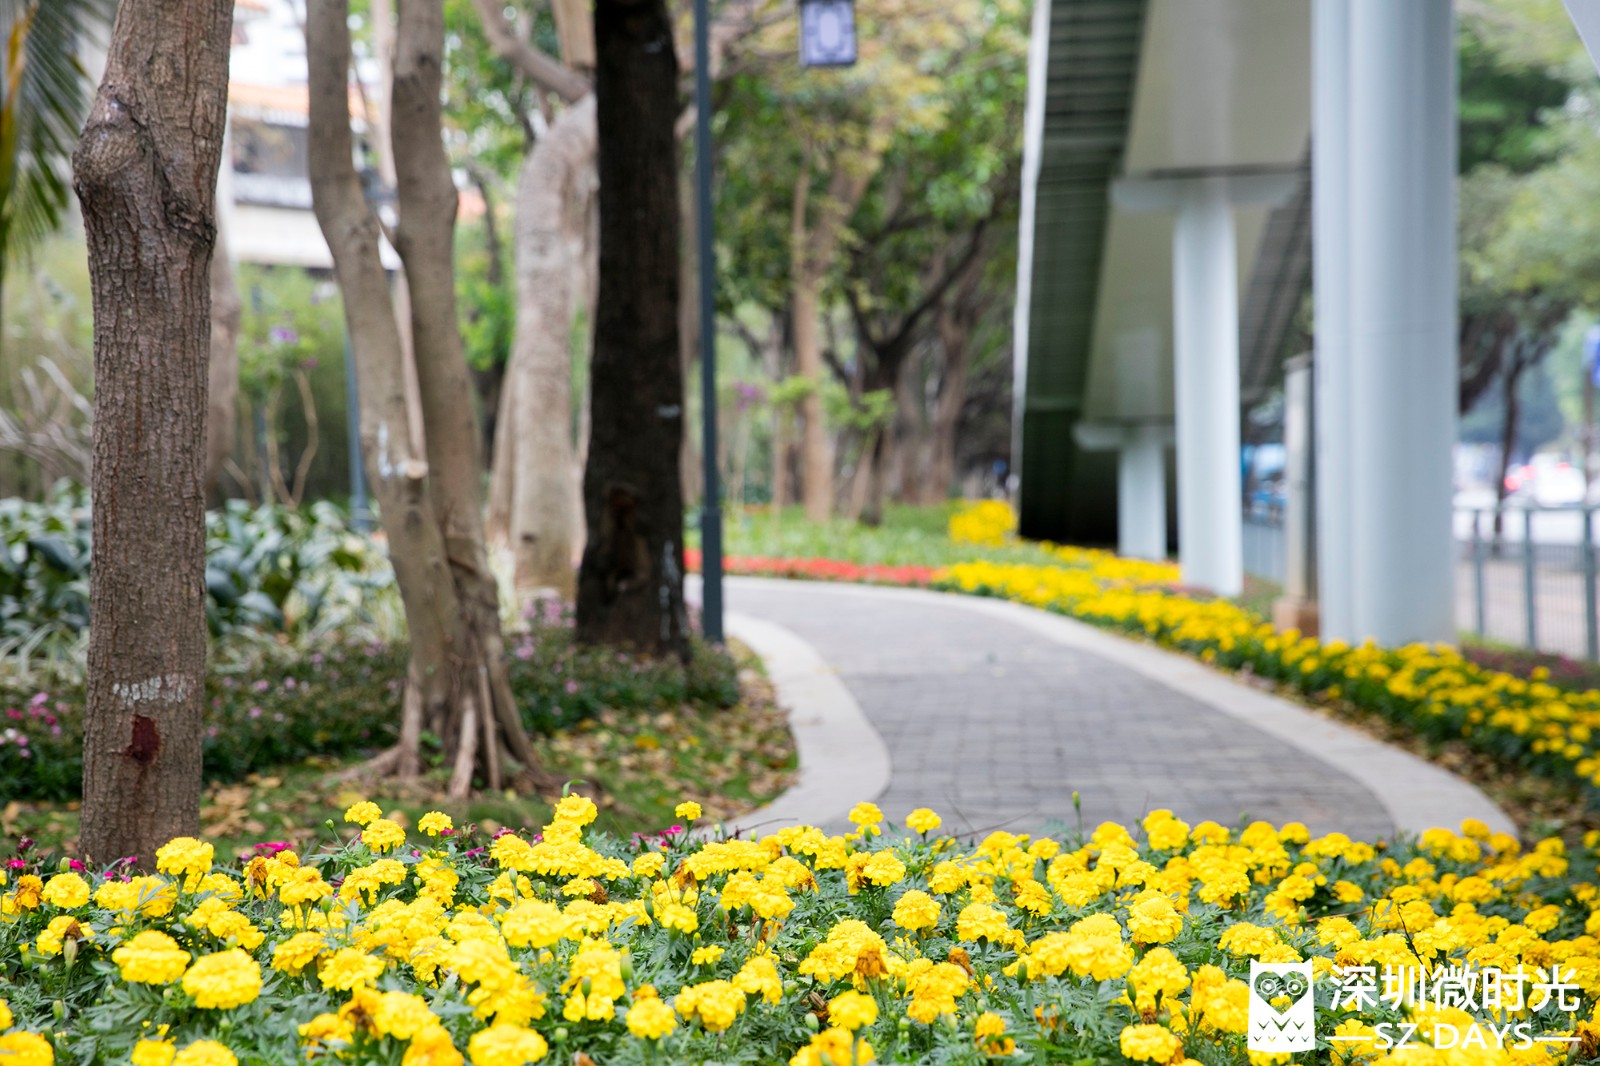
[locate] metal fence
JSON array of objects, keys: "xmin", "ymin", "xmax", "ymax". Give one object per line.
[
  {"xmin": 1242, "ymin": 505, "xmax": 1600, "ymax": 660},
  {"xmin": 1457, "ymin": 506, "xmax": 1600, "ymax": 661},
  {"xmin": 1243, "ymin": 511, "xmax": 1287, "ymax": 586}
]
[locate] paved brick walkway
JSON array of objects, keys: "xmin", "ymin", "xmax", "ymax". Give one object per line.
[{"xmin": 726, "ymin": 578, "xmax": 1395, "ymax": 840}]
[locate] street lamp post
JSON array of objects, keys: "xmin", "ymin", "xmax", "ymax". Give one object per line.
[{"xmin": 694, "ymin": 0, "xmax": 725, "ymax": 643}]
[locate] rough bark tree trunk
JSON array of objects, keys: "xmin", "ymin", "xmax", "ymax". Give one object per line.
[
  {"xmin": 391, "ymin": 0, "xmax": 543, "ymax": 794},
  {"xmin": 73, "ymin": 0, "xmax": 234, "ymax": 866},
  {"xmin": 206, "ymin": 223, "xmax": 242, "ymax": 502},
  {"xmin": 576, "ymin": 0, "xmax": 688, "ymax": 658},
  {"xmin": 488, "ymin": 96, "xmax": 596, "ymax": 600}
]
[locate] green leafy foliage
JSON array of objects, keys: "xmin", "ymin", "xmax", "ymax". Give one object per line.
[
  {"xmin": 0, "ymin": 602, "xmax": 740, "ymax": 803},
  {"xmin": 0, "ymin": 487, "xmax": 398, "ymax": 667}
]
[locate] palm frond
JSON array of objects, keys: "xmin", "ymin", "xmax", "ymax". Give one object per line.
[{"xmin": 0, "ymin": 0, "xmax": 115, "ymax": 266}]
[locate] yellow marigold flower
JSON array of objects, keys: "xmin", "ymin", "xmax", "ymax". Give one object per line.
[
  {"xmin": 633, "ymin": 852, "xmax": 666, "ymax": 879},
  {"xmin": 1129, "ymin": 947, "xmax": 1190, "ymax": 1013},
  {"xmin": 278, "ymin": 866, "xmax": 333, "ymax": 907},
  {"xmin": 974, "ymin": 1011, "xmax": 1015, "ymax": 1055},
  {"xmin": 500, "ymin": 899, "xmax": 567, "ymax": 949},
  {"xmin": 467, "ymin": 1022, "xmax": 547, "ymax": 1066},
  {"xmin": 418, "ymin": 811, "xmax": 453, "ymax": 836},
  {"xmin": 299, "ymin": 1012, "xmax": 354, "ymax": 1049},
  {"xmin": 956, "ymin": 902, "xmax": 1010, "ymax": 944},
  {"xmin": 627, "ymin": 995, "xmax": 678, "ymax": 1039},
  {"xmin": 41, "ymin": 872, "xmax": 89, "ymax": 910},
  {"xmin": 1218, "ymin": 922, "xmax": 1279, "ymax": 957},
  {"xmin": 403, "ymin": 1023, "xmax": 464, "ymax": 1066},
  {"xmin": 561, "ymin": 938, "xmax": 626, "ymax": 1022},
  {"xmin": 345, "ymin": 800, "xmax": 383, "ymax": 825},
  {"xmin": 319, "ymin": 947, "xmax": 387, "ymax": 991},
  {"xmin": 363, "ymin": 818, "xmax": 407, "ymax": 854},
  {"xmin": 172, "ymin": 1041, "xmax": 236, "ymax": 1066},
  {"xmin": 733, "ymin": 953, "xmax": 783, "ymax": 1005},
  {"xmin": 0, "ymin": 998, "xmax": 10, "ymax": 1029},
  {"xmin": 905, "ymin": 808, "xmax": 942, "ymax": 835},
  {"xmin": 829, "ymin": 990, "xmax": 879, "ymax": 1031},
  {"xmin": 373, "ymin": 991, "xmax": 439, "ymax": 1041},
  {"xmin": 692, "ymin": 945, "xmax": 725, "ymax": 966},
  {"xmin": 1120, "ymin": 1024, "xmax": 1182, "ymax": 1063},
  {"xmin": 798, "ymin": 919, "xmax": 890, "ymax": 983},
  {"xmin": 113, "ymin": 930, "xmax": 191, "ymax": 985},
  {"xmin": 1144, "ymin": 811, "xmax": 1191, "ymax": 851},
  {"xmin": 659, "ymin": 901, "xmax": 699, "ymax": 934},
  {"xmin": 676, "ymin": 979, "xmax": 747, "ymax": 1033},
  {"xmin": 35, "ymin": 915, "xmax": 91, "ymax": 958},
  {"xmin": 790, "ymin": 1028, "xmax": 874, "ymax": 1066},
  {"xmin": 131, "ymin": 1040, "xmax": 175, "ymax": 1066},
  {"xmin": 155, "ymin": 837, "xmax": 214, "ymax": 882},
  {"xmin": 8, "ymin": 873, "xmax": 42, "ymax": 910},
  {"xmin": 676, "ymin": 801, "xmax": 703, "ymax": 821},
  {"xmin": 182, "ymin": 949, "xmax": 261, "ymax": 1009},
  {"xmin": 270, "ymin": 931, "xmax": 327, "ymax": 975},
  {"xmin": 0, "ymin": 1033, "xmax": 54, "ymax": 1066},
  {"xmin": 893, "ymin": 889, "xmax": 941, "ymax": 932},
  {"xmin": 1127, "ymin": 892, "xmax": 1184, "ymax": 944},
  {"xmin": 848, "ymin": 803, "xmax": 883, "ymax": 828},
  {"xmin": 552, "ymin": 794, "xmax": 598, "ymax": 827}
]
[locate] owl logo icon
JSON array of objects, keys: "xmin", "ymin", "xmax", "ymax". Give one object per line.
[{"xmin": 1247, "ymin": 960, "xmax": 1315, "ymax": 1052}]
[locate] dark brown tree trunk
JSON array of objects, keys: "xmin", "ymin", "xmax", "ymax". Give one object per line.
[
  {"xmin": 73, "ymin": 0, "xmax": 234, "ymax": 866},
  {"xmin": 576, "ymin": 0, "xmax": 687, "ymax": 658}
]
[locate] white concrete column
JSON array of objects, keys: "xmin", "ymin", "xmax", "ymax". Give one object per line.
[
  {"xmin": 1171, "ymin": 178, "xmax": 1244, "ymax": 597},
  {"xmin": 1312, "ymin": 0, "xmax": 1353, "ymax": 641},
  {"xmin": 1345, "ymin": 0, "xmax": 1456, "ymax": 645},
  {"xmin": 1118, "ymin": 425, "xmax": 1168, "ymax": 562}
]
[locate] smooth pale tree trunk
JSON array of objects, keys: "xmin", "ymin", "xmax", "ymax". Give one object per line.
[
  {"xmin": 488, "ymin": 95, "xmax": 596, "ymax": 599},
  {"xmin": 391, "ymin": 0, "xmax": 542, "ymax": 794},
  {"xmin": 73, "ymin": 0, "xmax": 233, "ymax": 866},
  {"xmin": 309, "ymin": 0, "xmax": 543, "ymax": 798},
  {"xmin": 924, "ymin": 273, "xmax": 979, "ymax": 504},
  {"xmin": 678, "ymin": 168, "xmax": 702, "ymax": 508},
  {"xmin": 576, "ymin": 0, "xmax": 688, "ymax": 658},
  {"xmin": 791, "ymin": 276, "xmax": 830, "ymax": 522},
  {"xmin": 207, "ymin": 224, "xmax": 242, "ymax": 501},
  {"xmin": 307, "ymin": 0, "xmax": 464, "ymax": 787}
]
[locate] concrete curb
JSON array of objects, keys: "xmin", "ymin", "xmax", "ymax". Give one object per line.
[
  {"xmin": 720, "ymin": 577, "xmax": 1517, "ymax": 839},
  {"xmin": 717, "ymin": 609, "xmax": 892, "ymax": 836}
]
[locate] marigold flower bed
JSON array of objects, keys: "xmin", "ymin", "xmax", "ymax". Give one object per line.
[{"xmin": 6, "ymin": 799, "xmax": 1600, "ymax": 1064}]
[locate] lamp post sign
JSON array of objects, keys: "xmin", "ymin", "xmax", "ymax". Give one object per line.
[{"xmin": 800, "ymin": 0, "xmax": 857, "ymax": 67}]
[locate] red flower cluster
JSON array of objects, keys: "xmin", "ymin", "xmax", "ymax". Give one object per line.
[{"xmin": 683, "ymin": 549, "xmax": 934, "ymax": 588}]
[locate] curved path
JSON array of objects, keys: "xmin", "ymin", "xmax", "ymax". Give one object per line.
[{"xmin": 713, "ymin": 577, "xmax": 1513, "ymax": 842}]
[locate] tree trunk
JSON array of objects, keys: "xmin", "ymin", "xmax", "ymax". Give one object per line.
[
  {"xmin": 308, "ymin": 0, "xmax": 468, "ymax": 784},
  {"xmin": 576, "ymin": 0, "xmax": 687, "ymax": 658},
  {"xmin": 489, "ymin": 95, "xmax": 596, "ymax": 600},
  {"xmin": 73, "ymin": 0, "xmax": 234, "ymax": 866},
  {"xmin": 678, "ymin": 166, "xmax": 702, "ymax": 509},
  {"xmin": 792, "ymin": 275, "xmax": 831, "ymax": 523},
  {"xmin": 206, "ymin": 223, "xmax": 242, "ymax": 502},
  {"xmin": 1494, "ymin": 353, "xmax": 1527, "ymax": 545},
  {"xmin": 925, "ymin": 288, "xmax": 976, "ymax": 505},
  {"xmin": 391, "ymin": 0, "xmax": 543, "ymax": 793},
  {"xmin": 309, "ymin": 0, "xmax": 545, "ymax": 800}
]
